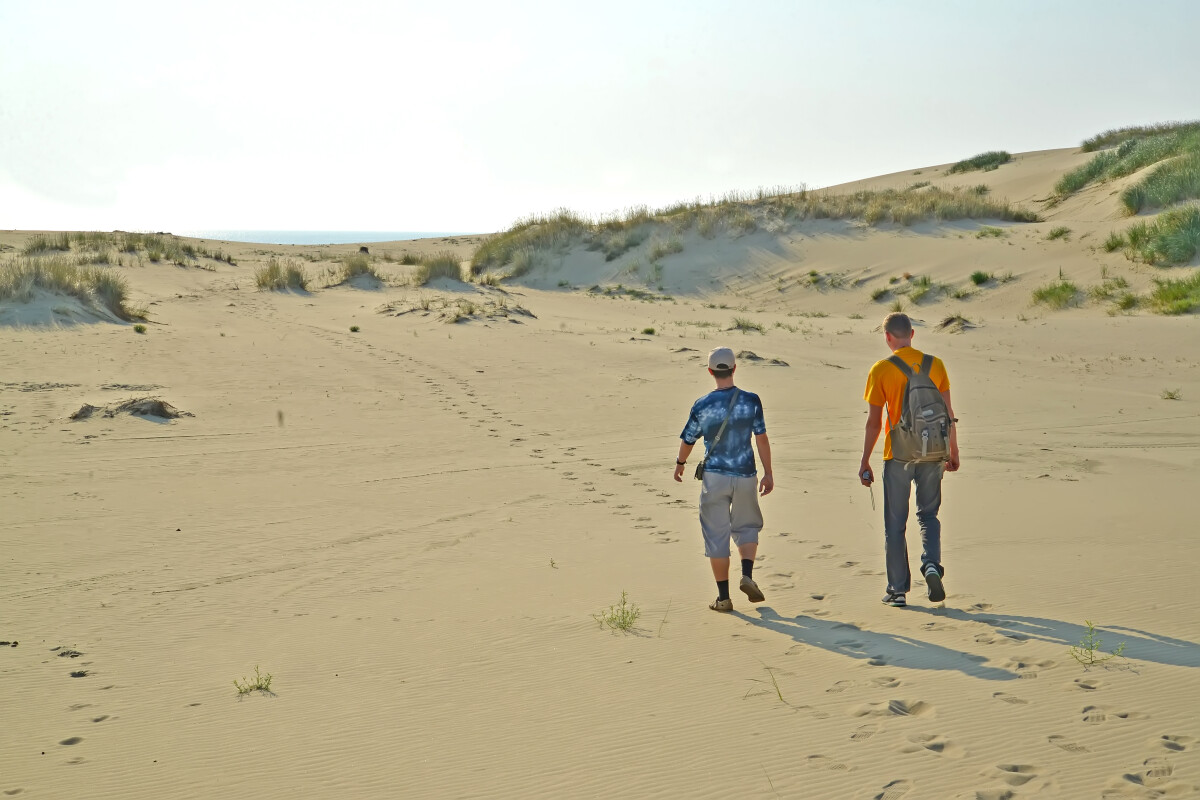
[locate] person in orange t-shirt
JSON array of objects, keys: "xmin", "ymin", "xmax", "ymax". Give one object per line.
[{"xmin": 858, "ymin": 313, "xmax": 959, "ymax": 608}]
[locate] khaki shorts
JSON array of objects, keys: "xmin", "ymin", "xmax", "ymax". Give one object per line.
[{"xmin": 699, "ymin": 472, "xmax": 763, "ymax": 557}]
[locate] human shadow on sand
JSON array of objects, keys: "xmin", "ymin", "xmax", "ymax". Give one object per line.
[
  {"xmin": 905, "ymin": 606, "xmax": 1200, "ymax": 670},
  {"xmin": 736, "ymin": 607, "xmax": 1019, "ymax": 681}
]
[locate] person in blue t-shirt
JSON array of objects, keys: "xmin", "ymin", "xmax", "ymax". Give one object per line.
[{"xmin": 674, "ymin": 347, "xmax": 774, "ymax": 612}]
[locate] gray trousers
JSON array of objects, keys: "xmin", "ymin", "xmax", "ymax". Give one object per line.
[
  {"xmin": 882, "ymin": 459, "xmax": 944, "ymax": 595},
  {"xmin": 698, "ymin": 472, "xmax": 763, "ymax": 558}
]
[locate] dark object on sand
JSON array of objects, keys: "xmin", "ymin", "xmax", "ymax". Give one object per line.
[
  {"xmin": 359, "ymin": 246, "xmax": 370, "ymax": 254},
  {"xmin": 70, "ymin": 397, "xmax": 193, "ymax": 421}
]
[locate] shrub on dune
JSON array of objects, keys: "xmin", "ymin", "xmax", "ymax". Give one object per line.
[{"xmin": 413, "ymin": 251, "xmax": 463, "ymax": 285}]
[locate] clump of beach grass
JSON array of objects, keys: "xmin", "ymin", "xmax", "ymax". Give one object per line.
[
  {"xmin": 1046, "ymin": 226, "xmax": 1071, "ymax": 241},
  {"xmin": 1161, "ymin": 388, "xmax": 1182, "ymax": 400},
  {"xmin": 976, "ymin": 226, "xmax": 1005, "ymax": 238},
  {"xmin": 254, "ymin": 258, "xmax": 309, "ymax": 291},
  {"xmin": 731, "ymin": 316, "xmax": 765, "ymax": 333},
  {"xmin": 970, "ymin": 270, "xmax": 994, "ymax": 285},
  {"xmin": 1081, "ymin": 121, "xmax": 1200, "ymax": 152},
  {"xmin": 1147, "ymin": 270, "xmax": 1200, "ymax": 314},
  {"xmin": 1121, "ymin": 204, "xmax": 1200, "ymax": 265},
  {"xmin": 0, "ymin": 257, "xmax": 142, "ymax": 320},
  {"xmin": 23, "ymin": 232, "xmax": 72, "ymax": 254},
  {"xmin": 339, "ymin": 253, "xmax": 380, "ymax": 283},
  {"xmin": 871, "ymin": 287, "xmax": 890, "ymax": 301},
  {"xmin": 1057, "ymin": 123, "xmax": 1200, "ymax": 211},
  {"xmin": 593, "ymin": 591, "xmax": 641, "ymax": 633},
  {"xmin": 948, "ymin": 151, "xmax": 1012, "ymax": 174},
  {"xmin": 648, "ymin": 236, "xmax": 684, "ymax": 262},
  {"xmin": 1032, "ymin": 280, "xmax": 1080, "ymax": 309},
  {"xmin": 412, "ymin": 251, "xmax": 463, "ymax": 285}
]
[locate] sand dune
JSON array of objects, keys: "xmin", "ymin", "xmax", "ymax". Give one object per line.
[{"xmin": 2, "ymin": 147, "xmax": 1199, "ymax": 798}]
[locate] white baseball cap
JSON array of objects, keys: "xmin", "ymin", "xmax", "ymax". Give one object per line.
[{"xmin": 708, "ymin": 347, "xmax": 736, "ymax": 370}]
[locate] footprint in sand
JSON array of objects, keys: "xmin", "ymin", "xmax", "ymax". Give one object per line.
[
  {"xmin": 826, "ymin": 680, "xmax": 853, "ymax": 694},
  {"xmin": 974, "ymin": 790, "xmax": 1015, "ymax": 800},
  {"xmin": 839, "ymin": 561, "xmax": 859, "ymax": 568},
  {"xmin": 1156, "ymin": 734, "xmax": 1195, "ymax": 752},
  {"xmin": 971, "ymin": 602, "xmax": 994, "ymax": 611},
  {"xmin": 992, "ymin": 692, "xmax": 1028, "ymax": 705},
  {"xmin": 1048, "ymin": 734, "xmax": 1089, "ymax": 753},
  {"xmin": 851, "ymin": 699, "xmax": 933, "ymax": 718},
  {"xmin": 1004, "ymin": 658, "xmax": 1055, "ymax": 679},
  {"xmin": 900, "ymin": 733, "xmax": 962, "ymax": 758},
  {"xmin": 1072, "ymin": 677, "xmax": 1102, "ymax": 691},
  {"xmin": 992, "ymin": 764, "xmax": 1039, "ymax": 787},
  {"xmin": 872, "ymin": 676, "xmax": 901, "ymax": 688},
  {"xmin": 1082, "ymin": 705, "xmax": 1149, "ymax": 724},
  {"xmin": 922, "ymin": 621, "xmax": 957, "ymax": 632},
  {"xmin": 850, "ymin": 724, "xmax": 880, "ymax": 742},
  {"xmin": 874, "ymin": 779, "xmax": 912, "ymax": 800},
  {"xmin": 805, "ymin": 754, "xmax": 851, "ymax": 772},
  {"xmin": 1121, "ymin": 757, "xmax": 1174, "ymax": 789}
]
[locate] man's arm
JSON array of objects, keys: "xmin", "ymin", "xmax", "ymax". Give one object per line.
[
  {"xmin": 755, "ymin": 433, "xmax": 773, "ymax": 496},
  {"xmin": 942, "ymin": 389, "xmax": 960, "ymax": 472},
  {"xmin": 673, "ymin": 441, "xmax": 696, "ymax": 482},
  {"xmin": 859, "ymin": 404, "xmax": 884, "ymax": 485}
]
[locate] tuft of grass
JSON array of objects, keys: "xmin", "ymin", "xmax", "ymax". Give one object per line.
[
  {"xmin": 0, "ymin": 257, "xmax": 141, "ymax": 320},
  {"xmin": 1058, "ymin": 125, "xmax": 1200, "ymax": 209},
  {"xmin": 948, "ymin": 151, "xmax": 1012, "ymax": 174},
  {"xmin": 23, "ymin": 232, "xmax": 72, "ymax": 254},
  {"xmin": 471, "ymin": 209, "xmax": 590, "ymax": 274},
  {"xmin": 731, "ymin": 316, "xmax": 764, "ymax": 333},
  {"xmin": 1147, "ymin": 269, "xmax": 1200, "ymax": 314},
  {"xmin": 907, "ymin": 275, "xmax": 941, "ymax": 304},
  {"xmin": 976, "ymin": 226, "xmax": 1005, "ymax": 238},
  {"xmin": 970, "ymin": 270, "xmax": 993, "ymax": 285},
  {"xmin": 1122, "ymin": 204, "xmax": 1200, "ymax": 265},
  {"xmin": 871, "ymin": 287, "xmax": 889, "ymax": 301},
  {"xmin": 889, "ymin": 299, "xmax": 905, "ymax": 313},
  {"xmin": 133, "ymin": 324, "xmax": 147, "ymax": 334},
  {"xmin": 233, "ymin": 665, "xmax": 274, "ymax": 695},
  {"xmin": 1046, "ymin": 226, "xmax": 1071, "ymax": 241},
  {"xmin": 399, "ymin": 252, "xmax": 419, "ymax": 265},
  {"xmin": 1161, "ymin": 388, "xmax": 1182, "ymax": 400},
  {"xmin": 593, "ymin": 591, "xmax": 640, "ymax": 632},
  {"xmin": 1068, "ymin": 621, "xmax": 1126, "ymax": 667},
  {"xmin": 1081, "ymin": 121, "xmax": 1200, "ymax": 152},
  {"xmin": 1032, "ymin": 280, "xmax": 1080, "ymax": 309},
  {"xmin": 641, "ymin": 327, "xmax": 656, "ymax": 335},
  {"xmin": 340, "ymin": 253, "xmax": 379, "ymax": 283},
  {"xmin": 254, "ymin": 258, "xmax": 309, "ymax": 291},
  {"xmin": 648, "ymin": 236, "xmax": 684, "ymax": 262},
  {"xmin": 413, "ymin": 251, "xmax": 463, "ymax": 285},
  {"xmin": 350, "ymin": 325, "xmax": 360, "ymax": 333},
  {"xmin": 1103, "ymin": 231, "xmax": 1126, "ymax": 252}
]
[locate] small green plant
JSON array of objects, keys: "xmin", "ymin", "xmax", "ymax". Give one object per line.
[
  {"xmin": 1069, "ymin": 621, "xmax": 1126, "ymax": 667},
  {"xmin": 1148, "ymin": 269, "xmax": 1200, "ymax": 314},
  {"xmin": 133, "ymin": 324, "xmax": 147, "ymax": 334},
  {"xmin": 970, "ymin": 270, "xmax": 993, "ymax": 285},
  {"xmin": 1103, "ymin": 231, "xmax": 1126, "ymax": 252},
  {"xmin": 871, "ymin": 287, "xmax": 889, "ymax": 301},
  {"xmin": 976, "ymin": 226, "xmax": 1005, "ymax": 239},
  {"xmin": 549, "ymin": 558, "xmax": 557, "ymax": 569},
  {"xmin": 731, "ymin": 316, "xmax": 764, "ymax": 333},
  {"xmin": 1161, "ymin": 388, "xmax": 1182, "ymax": 400},
  {"xmin": 350, "ymin": 325, "xmax": 360, "ymax": 333},
  {"xmin": 593, "ymin": 591, "xmax": 641, "ymax": 632},
  {"xmin": 233, "ymin": 665, "xmax": 274, "ymax": 695},
  {"xmin": 890, "ymin": 299, "xmax": 905, "ymax": 313},
  {"xmin": 1032, "ymin": 281, "xmax": 1080, "ymax": 309},
  {"xmin": 1046, "ymin": 226, "xmax": 1071, "ymax": 241},
  {"xmin": 641, "ymin": 327, "xmax": 656, "ymax": 335}
]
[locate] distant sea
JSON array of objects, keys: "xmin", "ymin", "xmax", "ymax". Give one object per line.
[{"xmin": 177, "ymin": 231, "xmax": 476, "ymax": 245}]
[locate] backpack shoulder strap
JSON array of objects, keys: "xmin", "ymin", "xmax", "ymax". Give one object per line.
[
  {"xmin": 920, "ymin": 353, "xmax": 934, "ymax": 377},
  {"xmin": 888, "ymin": 354, "xmax": 914, "ymax": 377}
]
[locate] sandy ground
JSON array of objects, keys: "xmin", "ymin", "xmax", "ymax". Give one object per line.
[{"xmin": 2, "ymin": 150, "xmax": 1200, "ymax": 798}]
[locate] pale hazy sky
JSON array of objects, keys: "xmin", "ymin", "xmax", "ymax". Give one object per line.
[{"xmin": 2, "ymin": 0, "xmax": 1198, "ymax": 233}]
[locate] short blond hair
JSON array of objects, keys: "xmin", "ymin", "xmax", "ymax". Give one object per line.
[{"xmin": 883, "ymin": 312, "xmax": 913, "ymax": 337}]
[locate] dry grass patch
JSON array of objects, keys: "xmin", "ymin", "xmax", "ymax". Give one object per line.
[
  {"xmin": 412, "ymin": 251, "xmax": 463, "ymax": 285},
  {"xmin": 254, "ymin": 258, "xmax": 309, "ymax": 291},
  {"xmin": 0, "ymin": 257, "xmax": 143, "ymax": 320}
]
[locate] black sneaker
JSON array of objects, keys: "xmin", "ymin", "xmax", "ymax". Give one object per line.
[
  {"xmin": 924, "ymin": 567, "xmax": 946, "ymax": 603},
  {"xmin": 881, "ymin": 592, "xmax": 907, "ymax": 607}
]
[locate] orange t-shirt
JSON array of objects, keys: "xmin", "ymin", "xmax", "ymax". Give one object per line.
[{"xmin": 864, "ymin": 346, "xmax": 950, "ymax": 460}]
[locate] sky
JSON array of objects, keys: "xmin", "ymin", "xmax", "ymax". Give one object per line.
[{"xmin": 2, "ymin": 0, "xmax": 1198, "ymax": 234}]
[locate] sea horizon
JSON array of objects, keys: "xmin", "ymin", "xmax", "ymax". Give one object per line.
[{"xmin": 176, "ymin": 230, "xmax": 479, "ymax": 246}]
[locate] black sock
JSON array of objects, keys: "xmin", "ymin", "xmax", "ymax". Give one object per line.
[
  {"xmin": 716, "ymin": 580, "xmax": 730, "ymax": 600},
  {"xmin": 741, "ymin": 559, "xmax": 754, "ymax": 579}
]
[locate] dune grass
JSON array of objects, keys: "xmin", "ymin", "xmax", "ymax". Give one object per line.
[
  {"xmin": 1056, "ymin": 126, "xmax": 1200, "ymax": 209},
  {"xmin": 1115, "ymin": 204, "xmax": 1200, "ymax": 265},
  {"xmin": 1147, "ymin": 269, "xmax": 1200, "ymax": 315},
  {"xmin": 0, "ymin": 256, "xmax": 141, "ymax": 320},
  {"xmin": 976, "ymin": 226, "xmax": 1005, "ymax": 238},
  {"xmin": 23, "ymin": 232, "xmax": 72, "ymax": 254},
  {"xmin": 970, "ymin": 270, "xmax": 993, "ymax": 285},
  {"xmin": 731, "ymin": 316, "xmax": 764, "ymax": 333},
  {"xmin": 1081, "ymin": 121, "xmax": 1200, "ymax": 152},
  {"xmin": 412, "ymin": 251, "xmax": 463, "ymax": 285},
  {"xmin": 340, "ymin": 253, "xmax": 380, "ymax": 283},
  {"xmin": 1032, "ymin": 280, "xmax": 1080, "ymax": 309},
  {"xmin": 471, "ymin": 187, "xmax": 1038, "ymax": 276},
  {"xmin": 254, "ymin": 258, "xmax": 309, "ymax": 291},
  {"xmin": 1046, "ymin": 226, "xmax": 1071, "ymax": 241},
  {"xmin": 948, "ymin": 151, "xmax": 1011, "ymax": 174}
]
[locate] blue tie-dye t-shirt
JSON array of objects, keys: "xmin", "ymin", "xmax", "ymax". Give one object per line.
[{"xmin": 681, "ymin": 386, "xmax": 766, "ymax": 478}]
